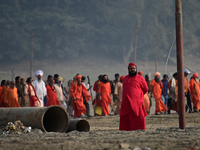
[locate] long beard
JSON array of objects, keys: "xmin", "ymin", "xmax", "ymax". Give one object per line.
[
  {"xmin": 195, "ymin": 78, "xmax": 199, "ymax": 83},
  {"xmin": 103, "ymin": 79, "xmax": 109, "ymax": 83},
  {"xmin": 155, "ymin": 78, "xmax": 160, "ymax": 83},
  {"xmin": 78, "ymin": 81, "xmax": 81, "ymax": 86},
  {"xmin": 129, "ymin": 71, "xmax": 137, "ymax": 76}
]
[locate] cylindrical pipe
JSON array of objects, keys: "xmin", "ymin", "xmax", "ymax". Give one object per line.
[
  {"xmin": 175, "ymin": 0, "xmax": 186, "ymax": 129},
  {"xmin": 0, "ymin": 106, "xmax": 69, "ymax": 132},
  {"xmin": 67, "ymin": 119, "xmax": 90, "ymax": 132}
]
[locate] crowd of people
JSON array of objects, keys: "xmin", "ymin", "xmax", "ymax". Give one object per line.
[{"xmin": 0, "ymin": 65, "xmax": 200, "ymax": 122}]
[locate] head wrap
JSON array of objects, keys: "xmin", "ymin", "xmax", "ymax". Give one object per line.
[
  {"xmin": 58, "ymin": 77, "xmax": 63, "ymax": 81},
  {"xmin": 128, "ymin": 63, "xmax": 137, "ymax": 68},
  {"xmin": 192, "ymin": 73, "xmax": 199, "ymax": 78},
  {"xmin": 154, "ymin": 72, "xmax": 161, "ymax": 77},
  {"xmin": 184, "ymin": 69, "xmax": 191, "ymax": 74},
  {"xmin": 75, "ymin": 75, "xmax": 82, "ymax": 80},
  {"xmin": 34, "ymin": 70, "xmax": 44, "ymax": 77},
  {"xmin": 138, "ymin": 71, "xmax": 143, "ymax": 75},
  {"xmin": 120, "ymin": 76, "xmax": 125, "ymax": 81}
]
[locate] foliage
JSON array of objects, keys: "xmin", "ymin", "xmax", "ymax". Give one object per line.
[{"xmin": 0, "ymin": 0, "xmax": 199, "ymax": 63}]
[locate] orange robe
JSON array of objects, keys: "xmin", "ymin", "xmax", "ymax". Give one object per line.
[
  {"xmin": 46, "ymin": 85, "xmax": 60, "ymax": 106},
  {"xmin": 99, "ymin": 82, "xmax": 111, "ymax": 116},
  {"xmin": 0, "ymin": 86, "xmax": 5, "ymax": 107},
  {"xmin": 2, "ymin": 87, "xmax": 20, "ymax": 107},
  {"xmin": 144, "ymin": 92, "xmax": 150, "ymax": 112},
  {"xmin": 150, "ymin": 79, "xmax": 168, "ymax": 113},
  {"xmin": 70, "ymin": 82, "xmax": 91, "ymax": 117},
  {"xmin": 191, "ymin": 80, "xmax": 200, "ymax": 110}
]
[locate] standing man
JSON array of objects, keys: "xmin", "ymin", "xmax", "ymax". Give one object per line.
[
  {"xmin": 2, "ymin": 81, "xmax": 20, "ymax": 107},
  {"xmin": 99, "ymin": 75, "xmax": 112, "ymax": 116},
  {"xmin": 81, "ymin": 76, "xmax": 90, "ymax": 117},
  {"xmin": 190, "ymin": 73, "xmax": 200, "ymax": 112},
  {"xmin": 150, "ymin": 72, "xmax": 168, "ymax": 115},
  {"xmin": 113, "ymin": 76, "xmax": 125, "ymax": 115},
  {"xmin": 15, "ymin": 76, "xmax": 25, "ymax": 107},
  {"xmin": 120, "ymin": 63, "xmax": 148, "ymax": 131},
  {"xmin": 33, "ymin": 70, "xmax": 47, "ymax": 107},
  {"xmin": 161, "ymin": 74, "xmax": 169, "ymax": 113},
  {"xmin": 184, "ymin": 69, "xmax": 192, "ymax": 113},
  {"xmin": 70, "ymin": 75, "xmax": 91, "ymax": 118},
  {"xmin": 111, "ymin": 73, "xmax": 120, "ymax": 103}
]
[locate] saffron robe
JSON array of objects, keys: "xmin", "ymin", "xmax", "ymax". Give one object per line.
[
  {"xmin": 190, "ymin": 78, "xmax": 195, "ymax": 103},
  {"xmin": 46, "ymin": 85, "xmax": 60, "ymax": 106},
  {"xmin": 99, "ymin": 82, "xmax": 111, "ymax": 116},
  {"xmin": 2, "ymin": 87, "xmax": 20, "ymax": 107},
  {"xmin": 0, "ymin": 86, "xmax": 5, "ymax": 107},
  {"xmin": 191, "ymin": 80, "xmax": 200, "ymax": 110},
  {"xmin": 144, "ymin": 92, "xmax": 150, "ymax": 112},
  {"xmin": 70, "ymin": 82, "xmax": 91, "ymax": 117},
  {"xmin": 150, "ymin": 79, "xmax": 168, "ymax": 113},
  {"xmin": 120, "ymin": 74, "xmax": 148, "ymax": 131}
]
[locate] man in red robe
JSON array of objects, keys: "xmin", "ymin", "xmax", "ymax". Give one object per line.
[
  {"xmin": 46, "ymin": 78, "xmax": 60, "ymax": 106},
  {"xmin": 120, "ymin": 63, "xmax": 148, "ymax": 131},
  {"xmin": 70, "ymin": 75, "xmax": 91, "ymax": 117},
  {"xmin": 99, "ymin": 75, "xmax": 112, "ymax": 116}
]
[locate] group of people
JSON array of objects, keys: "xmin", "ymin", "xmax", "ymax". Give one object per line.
[{"xmin": 0, "ymin": 63, "xmax": 200, "ymax": 131}]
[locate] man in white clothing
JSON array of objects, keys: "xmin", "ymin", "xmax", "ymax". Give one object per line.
[{"xmin": 33, "ymin": 70, "xmax": 47, "ymax": 107}]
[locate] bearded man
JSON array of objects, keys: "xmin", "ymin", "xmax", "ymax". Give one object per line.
[
  {"xmin": 33, "ymin": 70, "xmax": 47, "ymax": 107},
  {"xmin": 99, "ymin": 75, "xmax": 112, "ymax": 116},
  {"xmin": 120, "ymin": 63, "xmax": 148, "ymax": 131},
  {"xmin": 70, "ymin": 75, "xmax": 91, "ymax": 117},
  {"xmin": 150, "ymin": 72, "xmax": 168, "ymax": 115}
]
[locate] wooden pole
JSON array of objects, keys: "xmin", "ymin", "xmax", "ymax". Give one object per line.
[
  {"xmin": 154, "ymin": 35, "xmax": 157, "ymax": 72},
  {"xmin": 30, "ymin": 33, "xmax": 33, "ymax": 77},
  {"xmin": 134, "ymin": 24, "xmax": 138, "ymax": 63},
  {"xmin": 175, "ymin": 0, "xmax": 186, "ymax": 129}
]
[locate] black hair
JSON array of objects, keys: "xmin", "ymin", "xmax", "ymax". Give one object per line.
[
  {"xmin": 163, "ymin": 74, "xmax": 168, "ymax": 78},
  {"xmin": 81, "ymin": 76, "xmax": 86, "ymax": 81},
  {"xmin": 115, "ymin": 73, "xmax": 120, "ymax": 77},
  {"xmin": 54, "ymin": 74, "xmax": 59, "ymax": 78},
  {"xmin": 26, "ymin": 77, "xmax": 32, "ymax": 83},
  {"xmin": 173, "ymin": 72, "xmax": 178, "ymax": 78},
  {"xmin": 15, "ymin": 76, "xmax": 20, "ymax": 81},
  {"xmin": 1, "ymin": 80, "xmax": 6, "ymax": 86}
]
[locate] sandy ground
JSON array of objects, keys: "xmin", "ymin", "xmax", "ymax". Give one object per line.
[{"xmin": 0, "ymin": 111, "xmax": 200, "ymax": 150}]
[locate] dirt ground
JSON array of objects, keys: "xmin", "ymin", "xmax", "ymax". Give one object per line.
[{"xmin": 0, "ymin": 112, "xmax": 200, "ymax": 150}]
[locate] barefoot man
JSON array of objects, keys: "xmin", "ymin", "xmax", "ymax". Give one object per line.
[{"xmin": 120, "ymin": 63, "xmax": 148, "ymax": 131}]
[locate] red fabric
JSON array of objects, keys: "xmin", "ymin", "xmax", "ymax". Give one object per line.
[
  {"xmin": 144, "ymin": 92, "xmax": 150, "ymax": 112},
  {"xmin": 193, "ymin": 73, "xmax": 199, "ymax": 78},
  {"xmin": 93, "ymin": 80, "xmax": 98, "ymax": 92},
  {"xmin": 2, "ymin": 87, "xmax": 20, "ymax": 107},
  {"xmin": 138, "ymin": 71, "xmax": 143, "ymax": 75},
  {"xmin": 70, "ymin": 82, "xmax": 91, "ymax": 117},
  {"xmin": 99, "ymin": 82, "xmax": 111, "ymax": 115},
  {"xmin": 27, "ymin": 83, "xmax": 41, "ymax": 107},
  {"xmin": 120, "ymin": 76, "xmax": 125, "ymax": 81},
  {"xmin": 46, "ymin": 85, "xmax": 60, "ymax": 106},
  {"xmin": 0, "ymin": 86, "xmax": 5, "ymax": 107},
  {"xmin": 190, "ymin": 78, "xmax": 195, "ymax": 103},
  {"xmin": 192, "ymin": 81, "xmax": 200, "ymax": 110},
  {"xmin": 128, "ymin": 63, "xmax": 137, "ymax": 68},
  {"xmin": 120, "ymin": 74, "xmax": 148, "ymax": 131},
  {"xmin": 150, "ymin": 79, "xmax": 168, "ymax": 113},
  {"xmin": 120, "ymin": 104, "xmax": 146, "ymax": 131}
]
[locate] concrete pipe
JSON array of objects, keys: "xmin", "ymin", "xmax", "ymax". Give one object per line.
[
  {"xmin": 0, "ymin": 106, "xmax": 69, "ymax": 132},
  {"xmin": 67, "ymin": 119, "xmax": 90, "ymax": 132}
]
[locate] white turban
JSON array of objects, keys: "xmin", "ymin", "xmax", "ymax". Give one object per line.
[{"xmin": 34, "ymin": 70, "xmax": 44, "ymax": 77}]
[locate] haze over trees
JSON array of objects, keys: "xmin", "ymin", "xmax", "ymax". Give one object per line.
[{"xmin": 0, "ymin": 0, "xmax": 199, "ymax": 64}]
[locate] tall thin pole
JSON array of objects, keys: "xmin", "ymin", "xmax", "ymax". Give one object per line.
[
  {"xmin": 134, "ymin": 23, "xmax": 138, "ymax": 63},
  {"xmin": 154, "ymin": 35, "xmax": 157, "ymax": 72},
  {"xmin": 175, "ymin": 0, "xmax": 186, "ymax": 129},
  {"xmin": 30, "ymin": 33, "xmax": 33, "ymax": 77}
]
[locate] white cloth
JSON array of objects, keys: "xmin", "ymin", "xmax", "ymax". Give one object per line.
[
  {"xmin": 54, "ymin": 84, "xmax": 64, "ymax": 101},
  {"xmin": 33, "ymin": 79, "xmax": 47, "ymax": 107},
  {"xmin": 34, "ymin": 70, "xmax": 44, "ymax": 77},
  {"xmin": 82, "ymin": 82, "xmax": 89, "ymax": 90}
]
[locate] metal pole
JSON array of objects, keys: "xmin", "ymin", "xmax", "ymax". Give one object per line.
[
  {"xmin": 175, "ymin": 0, "xmax": 186, "ymax": 129},
  {"xmin": 134, "ymin": 24, "xmax": 138, "ymax": 63},
  {"xmin": 154, "ymin": 35, "xmax": 157, "ymax": 72},
  {"xmin": 30, "ymin": 33, "xmax": 33, "ymax": 77}
]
